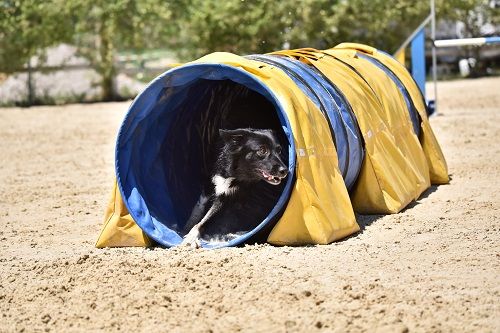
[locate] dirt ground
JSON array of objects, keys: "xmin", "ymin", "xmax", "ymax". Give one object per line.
[{"xmin": 0, "ymin": 77, "xmax": 499, "ymax": 333}]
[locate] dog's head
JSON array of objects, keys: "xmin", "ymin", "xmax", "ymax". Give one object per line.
[{"xmin": 219, "ymin": 128, "xmax": 288, "ymax": 185}]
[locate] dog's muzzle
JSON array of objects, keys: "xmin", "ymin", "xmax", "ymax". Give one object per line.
[{"xmin": 260, "ymin": 168, "xmax": 288, "ymax": 185}]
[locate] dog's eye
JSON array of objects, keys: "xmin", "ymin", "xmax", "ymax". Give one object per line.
[
  {"xmin": 257, "ymin": 146, "xmax": 268, "ymax": 156},
  {"xmin": 276, "ymin": 146, "xmax": 282, "ymax": 154}
]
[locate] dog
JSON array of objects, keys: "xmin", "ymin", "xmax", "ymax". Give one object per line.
[{"xmin": 181, "ymin": 128, "xmax": 288, "ymax": 248}]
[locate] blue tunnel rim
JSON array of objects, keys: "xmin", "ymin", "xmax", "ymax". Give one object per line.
[{"xmin": 115, "ymin": 62, "xmax": 297, "ymax": 249}]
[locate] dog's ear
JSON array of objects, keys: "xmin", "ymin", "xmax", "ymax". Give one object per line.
[{"xmin": 219, "ymin": 129, "xmax": 251, "ymax": 144}]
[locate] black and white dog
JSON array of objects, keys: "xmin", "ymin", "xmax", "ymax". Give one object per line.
[{"xmin": 181, "ymin": 128, "xmax": 288, "ymax": 248}]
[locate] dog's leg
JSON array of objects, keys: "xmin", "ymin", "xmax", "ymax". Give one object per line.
[
  {"xmin": 181, "ymin": 199, "xmax": 222, "ymax": 248},
  {"xmin": 184, "ymin": 193, "xmax": 209, "ymax": 233}
]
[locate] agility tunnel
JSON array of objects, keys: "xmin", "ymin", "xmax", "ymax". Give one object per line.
[{"xmin": 96, "ymin": 43, "xmax": 448, "ymax": 249}]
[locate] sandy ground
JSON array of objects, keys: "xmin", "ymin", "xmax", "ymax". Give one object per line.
[{"xmin": 0, "ymin": 77, "xmax": 499, "ymax": 333}]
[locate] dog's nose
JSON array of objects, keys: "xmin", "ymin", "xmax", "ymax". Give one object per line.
[{"xmin": 277, "ymin": 166, "xmax": 288, "ymax": 178}]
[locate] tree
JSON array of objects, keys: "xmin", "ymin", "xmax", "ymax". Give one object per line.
[
  {"xmin": 0, "ymin": 0, "xmax": 73, "ymax": 73},
  {"xmin": 439, "ymin": 0, "xmax": 499, "ymax": 37},
  {"xmin": 323, "ymin": 0, "xmax": 432, "ymax": 53},
  {"xmin": 172, "ymin": 0, "xmax": 340, "ymax": 60},
  {"xmin": 438, "ymin": 0, "xmax": 499, "ymax": 75},
  {"xmin": 2, "ymin": 0, "xmax": 496, "ymax": 105},
  {"xmin": 62, "ymin": 0, "xmax": 179, "ymax": 101},
  {"xmin": 0, "ymin": 0, "xmax": 73, "ymax": 104}
]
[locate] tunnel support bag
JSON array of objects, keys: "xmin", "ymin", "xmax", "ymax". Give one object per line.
[{"xmin": 96, "ymin": 181, "xmax": 152, "ymax": 247}]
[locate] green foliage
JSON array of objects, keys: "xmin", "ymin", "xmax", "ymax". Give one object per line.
[
  {"xmin": 325, "ymin": 0, "xmax": 431, "ymax": 52},
  {"xmin": 171, "ymin": 0, "xmax": 498, "ymax": 59},
  {"xmin": 1, "ymin": 0, "xmax": 497, "ymax": 103},
  {"xmin": 2, "ymin": 0, "xmax": 497, "ymax": 71},
  {"xmin": 61, "ymin": 0, "xmax": 177, "ymax": 100},
  {"xmin": 439, "ymin": 0, "xmax": 499, "ymax": 37},
  {"xmin": 173, "ymin": 0, "xmax": 340, "ymax": 59},
  {"xmin": 0, "ymin": 0, "xmax": 73, "ymax": 73},
  {"xmin": 437, "ymin": 0, "xmax": 499, "ymax": 75}
]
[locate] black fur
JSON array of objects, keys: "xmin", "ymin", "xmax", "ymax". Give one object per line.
[
  {"xmin": 181, "ymin": 128, "xmax": 288, "ymax": 247},
  {"xmin": 215, "ymin": 128, "xmax": 288, "ymax": 185}
]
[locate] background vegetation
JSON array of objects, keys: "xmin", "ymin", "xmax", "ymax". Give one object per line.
[{"xmin": 0, "ymin": 0, "xmax": 498, "ymax": 102}]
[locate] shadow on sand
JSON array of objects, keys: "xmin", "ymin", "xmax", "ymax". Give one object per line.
[{"xmin": 342, "ymin": 184, "xmax": 443, "ymax": 240}]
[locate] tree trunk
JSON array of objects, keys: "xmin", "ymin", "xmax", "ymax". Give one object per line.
[
  {"xmin": 99, "ymin": 20, "xmax": 116, "ymax": 101},
  {"xmin": 27, "ymin": 58, "xmax": 34, "ymax": 106}
]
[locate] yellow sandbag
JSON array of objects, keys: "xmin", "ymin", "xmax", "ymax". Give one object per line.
[{"xmin": 95, "ymin": 180, "xmax": 152, "ymax": 248}]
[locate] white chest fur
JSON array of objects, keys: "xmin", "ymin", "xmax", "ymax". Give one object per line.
[{"xmin": 212, "ymin": 175, "xmax": 238, "ymax": 196}]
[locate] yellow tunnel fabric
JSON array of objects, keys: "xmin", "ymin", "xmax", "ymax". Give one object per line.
[
  {"xmin": 394, "ymin": 49, "xmax": 405, "ymax": 65},
  {"xmin": 191, "ymin": 52, "xmax": 360, "ymax": 245},
  {"xmin": 272, "ymin": 48, "xmax": 426, "ymax": 213},
  {"xmin": 320, "ymin": 48, "xmax": 431, "ymax": 213},
  {"xmin": 96, "ymin": 43, "xmax": 448, "ymax": 248},
  {"xmin": 95, "ymin": 181, "xmax": 152, "ymax": 248},
  {"xmin": 334, "ymin": 43, "xmax": 449, "ymax": 184}
]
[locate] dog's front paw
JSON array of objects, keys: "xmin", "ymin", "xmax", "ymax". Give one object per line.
[
  {"xmin": 181, "ymin": 238, "xmax": 201, "ymax": 249},
  {"xmin": 180, "ymin": 229, "xmax": 201, "ymax": 249}
]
